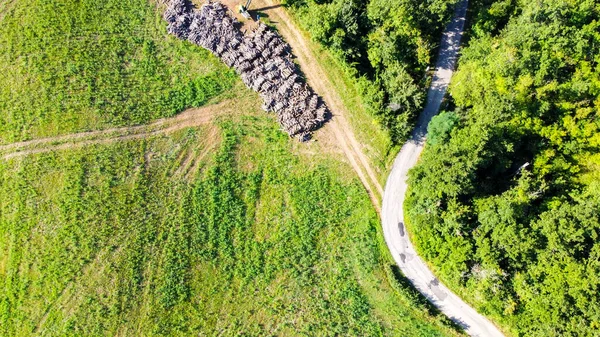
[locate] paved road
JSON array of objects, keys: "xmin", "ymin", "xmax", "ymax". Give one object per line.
[{"xmin": 381, "ymin": 1, "xmax": 505, "ymax": 336}]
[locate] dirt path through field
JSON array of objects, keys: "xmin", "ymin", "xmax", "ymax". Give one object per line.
[
  {"xmin": 251, "ymin": 0, "xmax": 383, "ymax": 211},
  {"xmin": 0, "ymin": 100, "xmax": 232, "ymax": 160},
  {"xmin": 5, "ymin": 0, "xmax": 384, "ymax": 211}
]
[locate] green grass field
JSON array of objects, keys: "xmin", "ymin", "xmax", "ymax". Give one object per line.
[
  {"xmin": 0, "ymin": 0, "xmax": 462, "ymax": 336},
  {"xmin": 0, "ymin": 105, "xmax": 459, "ymax": 336},
  {"xmin": 0, "ymin": 0, "xmax": 235, "ymax": 144}
]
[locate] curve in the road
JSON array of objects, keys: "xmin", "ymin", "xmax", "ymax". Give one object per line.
[{"xmin": 381, "ymin": 1, "xmax": 504, "ymax": 336}]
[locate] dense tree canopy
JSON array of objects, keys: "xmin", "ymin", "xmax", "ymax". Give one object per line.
[
  {"xmin": 286, "ymin": 0, "xmax": 458, "ymax": 143},
  {"xmin": 406, "ymin": 1, "xmax": 600, "ymax": 336}
]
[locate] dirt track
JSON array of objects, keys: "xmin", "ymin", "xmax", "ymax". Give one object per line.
[
  {"xmin": 0, "ymin": 100, "xmax": 232, "ymax": 160},
  {"xmin": 3, "ymin": 1, "xmax": 383, "ymax": 213},
  {"xmin": 251, "ymin": 0, "xmax": 384, "ymax": 211}
]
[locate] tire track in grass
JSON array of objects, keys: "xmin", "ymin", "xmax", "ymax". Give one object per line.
[{"xmin": 0, "ymin": 100, "xmax": 233, "ymax": 160}]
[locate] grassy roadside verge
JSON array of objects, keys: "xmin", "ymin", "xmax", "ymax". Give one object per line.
[{"xmin": 313, "ymin": 45, "xmax": 401, "ymax": 181}]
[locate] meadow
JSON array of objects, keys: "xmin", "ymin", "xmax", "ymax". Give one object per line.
[
  {"xmin": 0, "ymin": 0, "xmax": 461, "ymax": 335},
  {"xmin": 0, "ymin": 105, "xmax": 459, "ymax": 336},
  {"xmin": 0, "ymin": 0, "xmax": 235, "ymax": 144}
]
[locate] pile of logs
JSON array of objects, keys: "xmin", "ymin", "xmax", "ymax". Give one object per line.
[{"xmin": 164, "ymin": 0, "xmax": 329, "ymax": 140}]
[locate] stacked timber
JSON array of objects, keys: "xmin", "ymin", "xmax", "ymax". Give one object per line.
[{"xmin": 164, "ymin": 0, "xmax": 329, "ymax": 140}]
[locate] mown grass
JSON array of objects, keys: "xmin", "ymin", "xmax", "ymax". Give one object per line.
[
  {"xmin": 0, "ymin": 110, "xmax": 460, "ymax": 336},
  {"xmin": 0, "ymin": 0, "xmax": 235, "ymax": 144}
]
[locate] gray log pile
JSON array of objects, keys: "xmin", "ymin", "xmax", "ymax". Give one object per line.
[{"xmin": 164, "ymin": 0, "xmax": 329, "ymax": 140}]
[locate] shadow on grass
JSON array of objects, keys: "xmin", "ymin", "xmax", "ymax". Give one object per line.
[
  {"xmin": 251, "ymin": 4, "xmax": 283, "ymax": 12},
  {"xmin": 388, "ymin": 264, "xmax": 466, "ymax": 334}
]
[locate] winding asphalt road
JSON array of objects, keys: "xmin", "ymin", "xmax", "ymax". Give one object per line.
[{"xmin": 381, "ymin": 1, "xmax": 504, "ymax": 336}]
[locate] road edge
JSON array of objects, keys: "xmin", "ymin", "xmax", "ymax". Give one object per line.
[{"xmin": 380, "ymin": 1, "xmax": 505, "ymax": 336}]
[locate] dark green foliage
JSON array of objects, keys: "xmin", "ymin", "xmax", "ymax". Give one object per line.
[
  {"xmin": 286, "ymin": 0, "xmax": 459, "ymax": 143},
  {"xmin": 406, "ymin": 1, "xmax": 600, "ymax": 335},
  {"xmin": 470, "ymin": 0, "xmax": 519, "ymax": 38}
]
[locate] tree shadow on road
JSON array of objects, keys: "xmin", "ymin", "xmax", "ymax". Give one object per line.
[{"xmin": 388, "ymin": 264, "xmax": 466, "ymax": 334}]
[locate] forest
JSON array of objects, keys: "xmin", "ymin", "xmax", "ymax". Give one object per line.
[
  {"xmin": 286, "ymin": 0, "xmax": 459, "ymax": 143},
  {"xmin": 405, "ymin": 0, "xmax": 600, "ymax": 336}
]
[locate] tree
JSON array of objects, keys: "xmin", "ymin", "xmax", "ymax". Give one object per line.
[
  {"xmin": 405, "ymin": 1, "xmax": 600, "ymax": 334},
  {"xmin": 426, "ymin": 111, "xmax": 459, "ymax": 146}
]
